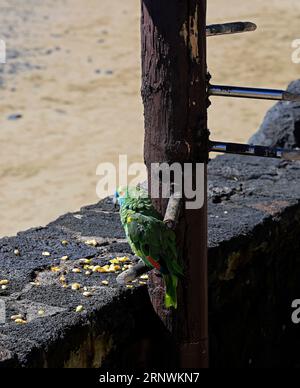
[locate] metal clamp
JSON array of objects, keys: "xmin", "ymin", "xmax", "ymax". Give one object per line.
[{"xmin": 206, "ymin": 21, "xmax": 257, "ymax": 37}]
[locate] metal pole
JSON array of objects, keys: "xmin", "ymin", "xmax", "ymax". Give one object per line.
[
  {"xmin": 141, "ymin": 0, "xmax": 208, "ymax": 368},
  {"xmin": 208, "ymin": 84, "xmax": 300, "ymax": 102},
  {"xmin": 210, "ymin": 140, "xmax": 300, "ymax": 161},
  {"xmin": 206, "ymin": 21, "xmax": 256, "ymax": 37}
]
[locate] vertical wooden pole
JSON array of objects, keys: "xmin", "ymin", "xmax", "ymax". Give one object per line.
[{"xmin": 141, "ymin": 0, "xmax": 209, "ymax": 368}]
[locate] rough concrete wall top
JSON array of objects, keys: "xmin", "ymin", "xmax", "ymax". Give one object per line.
[
  {"xmin": 0, "ymin": 197, "xmax": 147, "ymax": 367},
  {"xmin": 208, "ymin": 154, "xmax": 300, "ymax": 246}
]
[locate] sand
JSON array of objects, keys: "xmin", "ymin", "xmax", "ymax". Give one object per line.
[{"xmin": 0, "ymin": 0, "xmax": 299, "ymax": 237}]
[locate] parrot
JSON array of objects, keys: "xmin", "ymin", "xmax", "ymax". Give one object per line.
[{"xmin": 114, "ymin": 186, "xmax": 183, "ymax": 309}]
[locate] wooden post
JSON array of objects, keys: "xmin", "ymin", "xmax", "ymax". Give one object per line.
[{"xmin": 141, "ymin": 0, "xmax": 209, "ymax": 368}]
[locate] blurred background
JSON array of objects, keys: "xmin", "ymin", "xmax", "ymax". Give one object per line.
[{"xmin": 0, "ymin": 0, "xmax": 299, "ymax": 237}]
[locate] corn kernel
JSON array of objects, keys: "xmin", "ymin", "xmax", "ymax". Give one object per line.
[
  {"xmin": 75, "ymin": 305, "xmax": 84, "ymax": 313},
  {"xmin": 72, "ymin": 268, "xmax": 81, "ymax": 274},
  {"xmin": 110, "ymin": 258, "xmax": 118, "ymax": 264},
  {"xmin": 42, "ymin": 252, "xmax": 50, "ymax": 257},
  {"xmin": 101, "ymin": 280, "xmax": 109, "ymax": 286},
  {"xmin": 59, "ymin": 275, "xmax": 66, "ymax": 283},
  {"xmin": 92, "ymin": 265, "xmax": 101, "ymax": 273},
  {"xmin": 117, "ymin": 256, "xmax": 130, "ymax": 263},
  {"xmin": 60, "ymin": 256, "xmax": 69, "ymax": 261},
  {"xmin": 15, "ymin": 319, "xmax": 27, "ymax": 324},
  {"xmin": 107, "ymin": 264, "xmax": 121, "ymax": 273},
  {"xmin": 1, "ymin": 285, "xmax": 7, "ymax": 290},
  {"xmin": 0, "ymin": 280, "xmax": 9, "ymax": 286},
  {"xmin": 83, "ymin": 292, "xmax": 92, "ymax": 297},
  {"xmin": 38, "ymin": 310, "xmax": 45, "ymax": 316},
  {"xmin": 85, "ymin": 271, "xmax": 91, "ymax": 276},
  {"xmin": 85, "ymin": 239, "xmax": 98, "ymax": 247},
  {"xmin": 126, "ymin": 285, "xmax": 134, "ymax": 289},
  {"xmin": 30, "ymin": 281, "xmax": 40, "ymax": 287},
  {"xmin": 79, "ymin": 258, "xmax": 93, "ymax": 265},
  {"xmin": 14, "ymin": 249, "xmax": 20, "ymax": 256},
  {"xmin": 122, "ymin": 264, "xmax": 133, "ymax": 270},
  {"xmin": 11, "ymin": 314, "xmax": 23, "ymax": 321},
  {"xmin": 71, "ymin": 283, "xmax": 81, "ymax": 291},
  {"xmin": 51, "ymin": 267, "xmax": 61, "ymax": 273},
  {"xmin": 61, "ymin": 240, "xmax": 68, "ymax": 246},
  {"xmin": 140, "ymin": 274, "xmax": 149, "ymax": 280}
]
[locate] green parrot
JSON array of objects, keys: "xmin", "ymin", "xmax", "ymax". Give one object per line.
[{"xmin": 114, "ymin": 186, "xmax": 183, "ymax": 309}]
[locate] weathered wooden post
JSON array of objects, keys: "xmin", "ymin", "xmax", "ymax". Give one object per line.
[{"xmin": 141, "ymin": 0, "xmax": 209, "ymax": 368}]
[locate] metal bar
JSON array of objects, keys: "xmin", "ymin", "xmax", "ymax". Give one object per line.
[
  {"xmin": 208, "ymin": 85, "xmax": 300, "ymax": 102},
  {"xmin": 210, "ymin": 140, "xmax": 300, "ymax": 161},
  {"xmin": 206, "ymin": 21, "xmax": 257, "ymax": 37}
]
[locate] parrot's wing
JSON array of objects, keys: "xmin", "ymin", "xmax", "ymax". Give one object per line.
[{"xmin": 125, "ymin": 213, "xmax": 182, "ymax": 276}]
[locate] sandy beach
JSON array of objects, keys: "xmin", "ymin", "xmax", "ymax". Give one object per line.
[{"xmin": 0, "ymin": 0, "xmax": 299, "ymax": 237}]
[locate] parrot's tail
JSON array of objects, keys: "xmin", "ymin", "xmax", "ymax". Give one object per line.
[{"xmin": 164, "ymin": 274, "xmax": 178, "ymax": 309}]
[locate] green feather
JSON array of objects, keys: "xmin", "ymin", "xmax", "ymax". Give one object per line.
[{"xmin": 164, "ymin": 274, "xmax": 178, "ymax": 309}]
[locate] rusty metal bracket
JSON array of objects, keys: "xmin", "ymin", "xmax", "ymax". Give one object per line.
[{"xmin": 206, "ymin": 21, "xmax": 257, "ymax": 37}]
